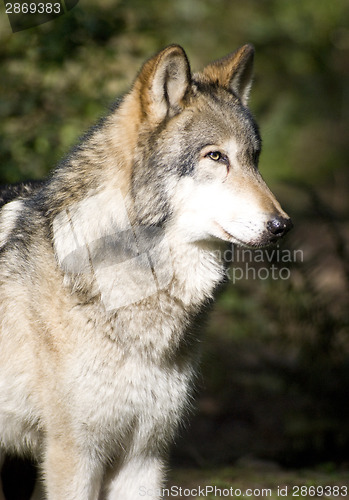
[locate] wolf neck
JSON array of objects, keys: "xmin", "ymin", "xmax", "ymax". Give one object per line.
[
  {"xmin": 165, "ymin": 235, "xmax": 226, "ymax": 310},
  {"xmin": 102, "ymin": 234, "xmax": 225, "ymax": 355}
]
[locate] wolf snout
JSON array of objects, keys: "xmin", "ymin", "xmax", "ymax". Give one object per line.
[{"xmin": 266, "ymin": 215, "xmax": 293, "ymax": 239}]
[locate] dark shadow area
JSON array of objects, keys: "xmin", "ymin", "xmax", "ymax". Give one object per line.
[{"xmin": 1, "ymin": 457, "xmax": 36, "ymax": 500}]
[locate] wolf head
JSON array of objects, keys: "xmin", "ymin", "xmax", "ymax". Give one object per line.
[
  {"xmin": 124, "ymin": 44, "xmax": 292, "ymax": 248},
  {"xmin": 52, "ymin": 44, "xmax": 293, "ymax": 284}
]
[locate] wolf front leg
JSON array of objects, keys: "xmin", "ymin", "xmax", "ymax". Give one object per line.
[
  {"xmin": 105, "ymin": 455, "xmax": 166, "ymax": 500},
  {"xmin": 43, "ymin": 437, "xmax": 104, "ymax": 500}
]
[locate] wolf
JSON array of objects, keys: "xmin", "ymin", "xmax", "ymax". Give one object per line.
[{"xmin": 0, "ymin": 44, "xmax": 292, "ymax": 500}]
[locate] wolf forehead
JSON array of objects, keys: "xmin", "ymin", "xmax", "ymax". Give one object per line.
[{"xmin": 177, "ymin": 87, "xmax": 260, "ymax": 149}]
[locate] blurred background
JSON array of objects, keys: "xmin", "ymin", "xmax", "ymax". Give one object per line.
[{"xmin": 0, "ymin": 0, "xmax": 348, "ymax": 492}]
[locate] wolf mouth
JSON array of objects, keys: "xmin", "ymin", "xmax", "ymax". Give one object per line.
[{"xmin": 215, "ymin": 222, "xmax": 279, "ymax": 249}]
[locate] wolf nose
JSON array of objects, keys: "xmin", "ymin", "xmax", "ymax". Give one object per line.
[{"xmin": 267, "ymin": 216, "xmax": 293, "ymax": 238}]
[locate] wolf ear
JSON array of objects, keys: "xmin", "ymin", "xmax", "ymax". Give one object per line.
[
  {"xmin": 202, "ymin": 44, "xmax": 254, "ymax": 105},
  {"xmin": 137, "ymin": 45, "xmax": 191, "ymax": 122}
]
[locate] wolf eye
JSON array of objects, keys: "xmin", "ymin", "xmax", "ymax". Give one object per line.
[{"xmin": 206, "ymin": 151, "xmax": 225, "ymax": 162}]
